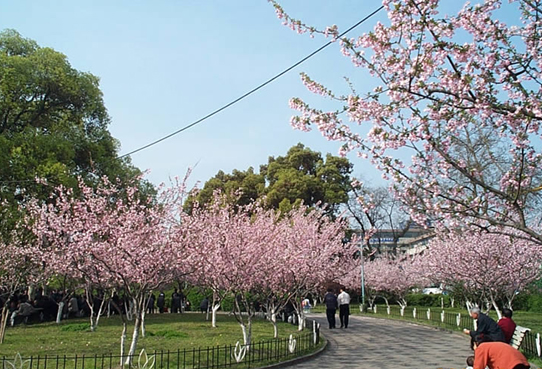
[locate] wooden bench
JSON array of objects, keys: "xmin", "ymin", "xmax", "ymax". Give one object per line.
[{"xmin": 510, "ymin": 325, "xmax": 530, "ymax": 349}]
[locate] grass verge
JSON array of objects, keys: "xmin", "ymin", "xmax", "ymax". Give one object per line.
[{"xmin": 0, "ymin": 313, "xmax": 304, "ymax": 357}]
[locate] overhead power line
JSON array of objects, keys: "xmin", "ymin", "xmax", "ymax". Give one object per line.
[
  {"xmin": 118, "ymin": 5, "xmax": 385, "ymax": 159},
  {"xmin": 0, "ymin": 6, "xmax": 384, "ymax": 186}
]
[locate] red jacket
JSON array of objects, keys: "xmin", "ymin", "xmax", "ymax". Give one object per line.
[
  {"xmin": 498, "ymin": 317, "xmax": 517, "ymax": 344},
  {"xmin": 474, "ymin": 342, "xmax": 529, "ymax": 369}
]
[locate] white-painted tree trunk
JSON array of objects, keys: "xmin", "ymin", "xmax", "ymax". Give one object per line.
[
  {"xmin": 87, "ymin": 290, "xmax": 107, "ymax": 332},
  {"xmin": 240, "ymin": 320, "xmax": 252, "ymax": 348},
  {"xmin": 490, "ymin": 295, "xmax": 502, "ymax": 320},
  {"xmin": 124, "ymin": 316, "xmax": 141, "ymax": 366},
  {"xmin": 211, "ymin": 304, "xmax": 220, "ymax": 328},
  {"xmin": 27, "ymin": 286, "xmax": 35, "ymax": 301},
  {"xmin": 120, "ymin": 321, "xmax": 127, "ymax": 366},
  {"xmin": 271, "ymin": 310, "xmax": 278, "ymax": 338},
  {"xmin": 451, "ymin": 297, "xmax": 455, "ymax": 308},
  {"xmin": 0, "ymin": 305, "xmax": 9, "ymax": 344},
  {"xmin": 297, "ymin": 313, "xmax": 305, "ymax": 331},
  {"xmin": 205, "ymin": 306, "xmax": 210, "ymax": 321},
  {"xmin": 56, "ymin": 302, "xmax": 65, "ymax": 324},
  {"xmin": 141, "ymin": 308, "xmax": 146, "ymax": 338},
  {"xmin": 466, "ymin": 300, "xmax": 474, "ymax": 313},
  {"xmin": 95, "ymin": 297, "xmax": 106, "ymax": 330}
]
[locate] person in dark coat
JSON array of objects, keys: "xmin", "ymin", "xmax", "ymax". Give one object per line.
[
  {"xmin": 324, "ymin": 288, "xmax": 338, "ymax": 329},
  {"xmin": 463, "ymin": 307, "xmax": 506, "ymax": 343},
  {"xmin": 157, "ymin": 291, "xmax": 165, "ymax": 314},
  {"xmin": 199, "ymin": 297, "xmax": 209, "ymax": 313},
  {"xmin": 497, "ymin": 308, "xmax": 517, "ymax": 344},
  {"xmin": 171, "ymin": 289, "xmax": 181, "ymax": 314},
  {"xmin": 146, "ymin": 294, "xmax": 156, "ymax": 314}
]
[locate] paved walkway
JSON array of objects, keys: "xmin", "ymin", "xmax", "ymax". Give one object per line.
[{"xmin": 290, "ymin": 314, "xmax": 472, "ymax": 369}]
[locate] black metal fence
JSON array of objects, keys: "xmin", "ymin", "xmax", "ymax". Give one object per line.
[
  {"xmin": 362, "ymin": 305, "xmax": 541, "ymax": 359},
  {"xmin": 1, "ymin": 320, "xmax": 321, "ymax": 369}
]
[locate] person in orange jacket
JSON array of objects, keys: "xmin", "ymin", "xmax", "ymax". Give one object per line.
[{"xmin": 472, "ymin": 337, "xmax": 530, "ymax": 369}]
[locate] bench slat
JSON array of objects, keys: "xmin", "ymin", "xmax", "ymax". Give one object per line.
[{"xmin": 510, "ymin": 325, "xmax": 530, "ymax": 349}]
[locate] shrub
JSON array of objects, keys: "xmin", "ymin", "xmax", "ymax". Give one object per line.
[
  {"xmin": 527, "ymin": 294, "xmax": 542, "ymax": 313},
  {"xmin": 406, "ymin": 293, "xmax": 450, "ymax": 308},
  {"xmin": 60, "ymin": 323, "xmax": 90, "ymax": 332}
]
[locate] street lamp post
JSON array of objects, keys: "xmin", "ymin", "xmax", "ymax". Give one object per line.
[{"xmin": 360, "ymin": 241, "xmax": 366, "ymax": 310}]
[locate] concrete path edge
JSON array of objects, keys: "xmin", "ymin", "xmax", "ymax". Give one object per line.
[{"xmin": 259, "ymin": 336, "xmax": 329, "ymax": 369}]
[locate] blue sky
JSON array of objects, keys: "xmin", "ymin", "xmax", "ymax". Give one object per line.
[{"xmin": 2, "ymin": 0, "xmax": 389, "ymax": 187}]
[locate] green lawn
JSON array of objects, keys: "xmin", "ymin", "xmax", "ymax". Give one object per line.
[{"xmin": 0, "ymin": 313, "xmax": 305, "ymax": 358}]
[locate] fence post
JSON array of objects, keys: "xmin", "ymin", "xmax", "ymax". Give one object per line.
[
  {"xmin": 456, "ymin": 313, "xmax": 461, "ymax": 327},
  {"xmin": 536, "ymin": 333, "xmax": 541, "ymax": 357},
  {"xmin": 413, "ymin": 308, "xmax": 416, "ymax": 319}
]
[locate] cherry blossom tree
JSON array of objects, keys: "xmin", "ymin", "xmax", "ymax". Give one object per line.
[
  {"xmin": 422, "ymin": 229, "xmax": 542, "ymax": 317},
  {"xmin": 276, "ymin": 206, "xmax": 358, "ymax": 331},
  {"xmin": 184, "ymin": 193, "xmax": 357, "ymax": 341},
  {"xmin": 362, "ymin": 255, "xmax": 425, "ymax": 310},
  {"xmin": 269, "ymin": 0, "xmax": 542, "ymax": 244},
  {"xmin": 0, "ymin": 207, "xmax": 41, "ymax": 343},
  {"xmin": 28, "ymin": 177, "xmax": 188, "ymax": 365}
]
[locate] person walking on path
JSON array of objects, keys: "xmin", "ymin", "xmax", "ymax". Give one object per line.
[
  {"xmin": 463, "ymin": 307, "xmax": 506, "ymax": 343},
  {"xmin": 324, "ymin": 288, "xmax": 338, "ymax": 329},
  {"xmin": 337, "ymin": 287, "xmax": 351, "ymax": 329}
]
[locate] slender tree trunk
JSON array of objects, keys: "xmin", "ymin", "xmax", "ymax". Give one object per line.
[
  {"xmin": 87, "ymin": 289, "xmax": 96, "ymax": 332},
  {"xmin": 94, "ymin": 295, "xmax": 107, "ymax": 330},
  {"xmin": 120, "ymin": 320, "xmax": 127, "ymax": 366},
  {"xmin": 239, "ymin": 316, "xmax": 253, "ymax": 347},
  {"xmin": 140, "ymin": 294, "xmax": 147, "ymax": 338},
  {"xmin": 297, "ymin": 311, "xmax": 305, "ymax": 331},
  {"xmin": 271, "ymin": 309, "xmax": 278, "ymax": 339},
  {"xmin": 56, "ymin": 301, "xmax": 65, "ymax": 324},
  {"xmin": 490, "ymin": 295, "xmax": 502, "ymax": 320},
  {"xmin": 0, "ymin": 305, "xmax": 9, "ymax": 344},
  {"xmin": 125, "ymin": 314, "xmax": 142, "ymax": 366},
  {"xmin": 27, "ymin": 286, "xmax": 35, "ymax": 302},
  {"xmin": 89, "ymin": 306, "xmax": 96, "ymax": 332},
  {"xmin": 382, "ymin": 297, "xmax": 390, "ymax": 308},
  {"xmin": 211, "ymin": 304, "xmax": 220, "ymax": 328}
]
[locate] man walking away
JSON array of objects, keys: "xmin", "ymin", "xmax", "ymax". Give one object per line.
[
  {"xmin": 324, "ymin": 288, "xmax": 338, "ymax": 329},
  {"xmin": 338, "ymin": 288, "xmax": 351, "ymax": 328}
]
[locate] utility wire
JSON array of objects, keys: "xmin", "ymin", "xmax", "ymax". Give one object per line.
[
  {"xmin": 118, "ymin": 5, "xmax": 385, "ymax": 159},
  {"xmin": 0, "ymin": 6, "xmax": 384, "ymax": 186}
]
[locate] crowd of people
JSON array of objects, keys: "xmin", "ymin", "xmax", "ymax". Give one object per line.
[
  {"xmin": 146, "ymin": 289, "xmax": 192, "ymax": 314},
  {"xmin": 1, "ymin": 288, "xmax": 201, "ymax": 327}
]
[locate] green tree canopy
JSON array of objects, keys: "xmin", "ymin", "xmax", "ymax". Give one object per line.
[
  {"xmin": 0, "ymin": 30, "xmax": 150, "ymax": 234},
  {"xmin": 186, "ymin": 143, "xmax": 353, "ymax": 216}
]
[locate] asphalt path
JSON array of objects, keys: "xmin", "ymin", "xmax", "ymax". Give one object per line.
[{"xmin": 288, "ymin": 314, "xmax": 472, "ymax": 369}]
